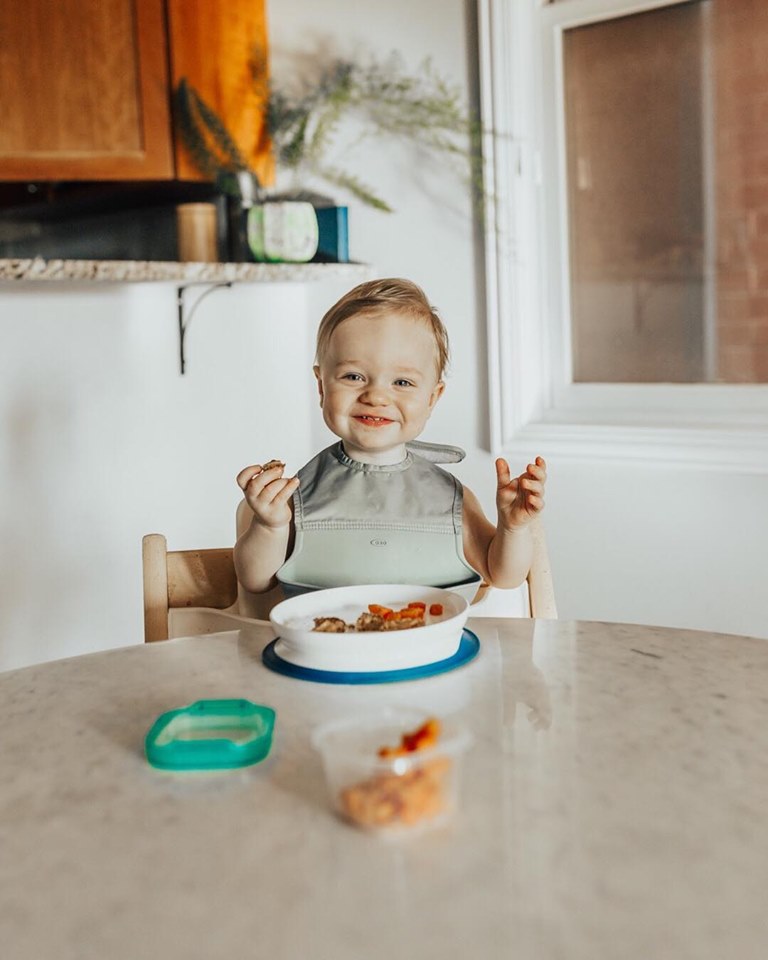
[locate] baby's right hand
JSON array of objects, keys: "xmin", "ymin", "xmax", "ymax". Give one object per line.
[{"xmin": 236, "ymin": 460, "xmax": 299, "ymax": 529}]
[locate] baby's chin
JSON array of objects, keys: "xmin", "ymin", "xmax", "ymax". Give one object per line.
[{"xmin": 341, "ymin": 438, "xmax": 408, "ymax": 465}]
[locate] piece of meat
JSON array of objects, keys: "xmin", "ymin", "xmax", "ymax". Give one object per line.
[
  {"xmin": 312, "ymin": 616, "xmax": 349, "ymax": 633},
  {"xmin": 355, "ymin": 612, "xmax": 386, "ymax": 632},
  {"xmin": 384, "ymin": 616, "xmax": 425, "ymax": 631}
]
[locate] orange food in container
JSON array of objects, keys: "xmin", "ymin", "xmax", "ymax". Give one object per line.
[{"xmin": 312, "ymin": 710, "xmax": 471, "ymax": 833}]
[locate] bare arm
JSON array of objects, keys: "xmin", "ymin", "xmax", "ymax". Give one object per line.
[
  {"xmin": 462, "ymin": 486, "xmax": 533, "ymax": 588},
  {"xmin": 233, "ymin": 461, "xmax": 298, "ymax": 593},
  {"xmin": 461, "ymin": 457, "xmax": 547, "ymax": 589}
]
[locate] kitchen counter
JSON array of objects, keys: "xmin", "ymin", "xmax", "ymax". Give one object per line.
[{"xmin": 0, "ymin": 257, "xmax": 370, "ymax": 284}]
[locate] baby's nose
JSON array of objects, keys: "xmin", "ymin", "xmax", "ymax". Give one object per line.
[{"xmin": 360, "ymin": 382, "xmax": 389, "ymax": 404}]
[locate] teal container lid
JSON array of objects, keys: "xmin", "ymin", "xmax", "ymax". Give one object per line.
[{"xmin": 145, "ymin": 699, "xmax": 275, "ymax": 771}]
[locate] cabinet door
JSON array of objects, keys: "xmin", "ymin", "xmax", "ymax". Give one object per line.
[
  {"xmin": 166, "ymin": 0, "xmax": 273, "ymax": 186},
  {"xmin": 0, "ymin": 0, "xmax": 174, "ymax": 180}
]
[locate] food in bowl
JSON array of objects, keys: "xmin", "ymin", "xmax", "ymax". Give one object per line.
[
  {"xmin": 312, "ymin": 616, "xmax": 350, "ymax": 633},
  {"xmin": 312, "ymin": 600, "xmax": 445, "ymax": 633},
  {"xmin": 270, "ymin": 584, "xmax": 469, "ymax": 672}
]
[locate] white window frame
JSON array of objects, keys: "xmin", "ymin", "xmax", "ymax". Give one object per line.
[{"xmin": 478, "ymin": 0, "xmax": 768, "ymax": 472}]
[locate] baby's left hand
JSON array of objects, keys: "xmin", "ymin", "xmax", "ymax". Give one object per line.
[{"xmin": 496, "ymin": 456, "xmax": 547, "ymax": 531}]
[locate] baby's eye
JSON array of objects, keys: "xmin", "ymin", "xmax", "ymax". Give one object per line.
[
  {"xmin": 393, "ymin": 378, "xmax": 415, "ymax": 387},
  {"xmin": 341, "ymin": 373, "xmax": 364, "ymax": 382}
]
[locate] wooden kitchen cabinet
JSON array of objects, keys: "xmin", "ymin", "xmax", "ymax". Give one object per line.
[
  {"xmin": 0, "ymin": 0, "xmax": 174, "ymax": 180},
  {"xmin": 165, "ymin": 0, "xmax": 273, "ymax": 186},
  {"xmin": 0, "ymin": 0, "xmax": 271, "ymax": 184}
]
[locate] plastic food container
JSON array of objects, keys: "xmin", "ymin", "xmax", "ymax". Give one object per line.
[
  {"xmin": 145, "ymin": 699, "xmax": 275, "ymax": 771},
  {"xmin": 312, "ymin": 709, "xmax": 471, "ymax": 833}
]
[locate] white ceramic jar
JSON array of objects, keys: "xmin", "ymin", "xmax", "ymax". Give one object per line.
[{"xmin": 248, "ymin": 201, "xmax": 319, "ymax": 263}]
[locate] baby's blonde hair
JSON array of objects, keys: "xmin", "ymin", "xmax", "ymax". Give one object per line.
[{"xmin": 315, "ymin": 278, "xmax": 450, "ymax": 380}]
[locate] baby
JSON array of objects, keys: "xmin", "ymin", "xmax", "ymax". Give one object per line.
[{"xmin": 234, "ymin": 278, "xmax": 546, "ymax": 602}]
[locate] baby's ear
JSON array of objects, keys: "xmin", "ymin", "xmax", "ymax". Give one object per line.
[
  {"xmin": 313, "ymin": 365, "xmax": 324, "ymax": 405},
  {"xmin": 429, "ymin": 380, "xmax": 446, "ymax": 410}
]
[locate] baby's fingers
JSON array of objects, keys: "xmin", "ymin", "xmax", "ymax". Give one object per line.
[
  {"xmin": 524, "ymin": 492, "xmax": 545, "ymax": 513},
  {"xmin": 236, "ymin": 460, "xmax": 285, "ymax": 492},
  {"xmin": 236, "ymin": 464, "xmax": 263, "ymax": 491},
  {"xmin": 495, "ymin": 457, "xmax": 512, "ymax": 488},
  {"xmin": 520, "ymin": 476, "xmax": 545, "ymax": 513},
  {"xmin": 519, "ymin": 474, "xmax": 545, "ymax": 496},
  {"xmin": 525, "ymin": 457, "xmax": 547, "ymax": 483},
  {"xmin": 263, "ymin": 476, "xmax": 299, "ymax": 505}
]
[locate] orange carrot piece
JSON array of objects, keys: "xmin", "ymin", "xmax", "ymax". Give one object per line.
[
  {"xmin": 400, "ymin": 607, "xmax": 425, "ymax": 619},
  {"xmin": 368, "ymin": 604, "xmax": 392, "ymax": 615}
]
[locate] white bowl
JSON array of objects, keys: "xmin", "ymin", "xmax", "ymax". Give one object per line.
[
  {"xmin": 269, "ymin": 583, "xmax": 469, "ymax": 672},
  {"xmin": 439, "ymin": 574, "xmax": 483, "ymax": 605}
]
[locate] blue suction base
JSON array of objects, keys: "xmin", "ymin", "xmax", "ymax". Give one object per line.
[{"xmin": 262, "ymin": 628, "xmax": 480, "ymax": 685}]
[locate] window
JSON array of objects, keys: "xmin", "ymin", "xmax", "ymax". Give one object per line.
[{"xmin": 478, "ymin": 0, "xmax": 768, "ymax": 470}]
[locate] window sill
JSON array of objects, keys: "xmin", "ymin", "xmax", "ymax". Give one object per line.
[{"xmin": 502, "ymin": 418, "xmax": 768, "ymax": 473}]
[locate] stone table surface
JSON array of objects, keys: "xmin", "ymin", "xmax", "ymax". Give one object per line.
[{"xmin": 1, "ymin": 618, "xmax": 766, "ymax": 960}]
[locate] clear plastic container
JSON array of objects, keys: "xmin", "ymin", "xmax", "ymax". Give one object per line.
[{"xmin": 312, "ymin": 709, "xmax": 471, "ymax": 833}]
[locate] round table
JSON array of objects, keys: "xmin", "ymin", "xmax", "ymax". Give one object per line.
[{"xmin": 1, "ymin": 618, "xmax": 766, "ymax": 960}]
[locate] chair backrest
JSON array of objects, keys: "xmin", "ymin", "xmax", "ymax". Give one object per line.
[
  {"xmin": 142, "ymin": 533, "xmax": 239, "ymax": 642},
  {"xmin": 468, "ymin": 519, "xmax": 557, "ymax": 619},
  {"xmin": 142, "ymin": 521, "xmax": 557, "ymax": 642},
  {"xmin": 528, "ymin": 518, "xmax": 558, "ymax": 618}
]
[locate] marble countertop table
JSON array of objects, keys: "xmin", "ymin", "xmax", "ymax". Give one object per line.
[{"xmin": 1, "ymin": 618, "xmax": 766, "ymax": 960}]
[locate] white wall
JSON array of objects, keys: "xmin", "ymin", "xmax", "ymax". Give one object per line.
[
  {"xmin": 1, "ymin": 0, "xmax": 765, "ymax": 671},
  {"xmin": 0, "ymin": 279, "xmax": 350, "ymax": 670}
]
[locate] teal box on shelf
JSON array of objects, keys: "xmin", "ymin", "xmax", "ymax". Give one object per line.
[{"xmin": 314, "ymin": 206, "xmax": 349, "ymax": 263}]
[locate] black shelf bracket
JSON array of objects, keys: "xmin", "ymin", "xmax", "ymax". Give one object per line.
[{"xmin": 176, "ymin": 282, "xmax": 233, "ymax": 375}]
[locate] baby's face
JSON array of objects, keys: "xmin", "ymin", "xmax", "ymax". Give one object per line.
[{"xmin": 314, "ymin": 310, "xmax": 445, "ymax": 461}]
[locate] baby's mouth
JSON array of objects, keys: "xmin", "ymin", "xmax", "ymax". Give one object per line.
[{"xmin": 354, "ymin": 415, "xmax": 393, "ymax": 427}]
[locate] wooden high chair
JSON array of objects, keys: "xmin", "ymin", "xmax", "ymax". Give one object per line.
[
  {"xmin": 142, "ymin": 534, "xmax": 239, "ymax": 642},
  {"xmin": 141, "ymin": 519, "xmax": 556, "ymax": 643}
]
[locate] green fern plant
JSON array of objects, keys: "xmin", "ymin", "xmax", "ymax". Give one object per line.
[
  {"xmin": 174, "ymin": 52, "xmax": 479, "ymax": 212},
  {"xmin": 174, "ymin": 78, "xmax": 259, "ymax": 193}
]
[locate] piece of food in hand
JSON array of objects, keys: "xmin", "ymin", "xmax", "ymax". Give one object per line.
[
  {"xmin": 312, "ymin": 616, "xmax": 349, "ymax": 633},
  {"xmin": 262, "ymin": 459, "xmax": 285, "ymax": 472}
]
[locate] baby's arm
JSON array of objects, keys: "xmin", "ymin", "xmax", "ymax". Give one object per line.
[
  {"xmin": 233, "ymin": 461, "xmax": 299, "ymax": 593},
  {"xmin": 462, "ymin": 457, "xmax": 547, "ymax": 589}
]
